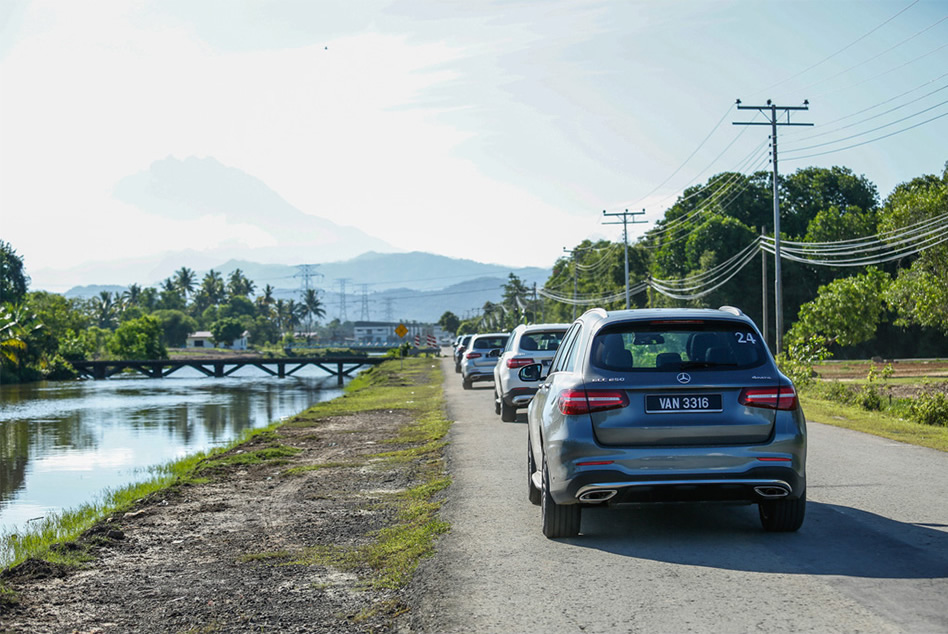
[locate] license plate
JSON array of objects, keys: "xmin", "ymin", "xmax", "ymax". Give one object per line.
[{"xmin": 646, "ymin": 394, "xmax": 722, "ymax": 413}]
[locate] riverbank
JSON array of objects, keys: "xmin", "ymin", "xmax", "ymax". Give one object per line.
[{"xmin": 0, "ymin": 358, "xmax": 449, "ymax": 633}]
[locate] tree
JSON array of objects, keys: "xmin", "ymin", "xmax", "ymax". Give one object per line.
[
  {"xmin": 439, "ymin": 311, "xmax": 460, "ymax": 335},
  {"xmin": 300, "ymin": 289, "xmax": 326, "ymax": 332},
  {"xmin": 0, "ymin": 241, "xmax": 29, "ymax": 304},
  {"xmin": 227, "ymin": 268, "xmax": 255, "ymax": 298},
  {"xmin": 0, "ymin": 304, "xmax": 41, "ymax": 379},
  {"xmin": 174, "ymin": 267, "xmax": 196, "ymax": 300},
  {"xmin": 256, "ymin": 284, "xmax": 276, "ymax": 317},
  {"xmin": 193, "ymin": 270, "xmax": 226, "ymax": 312},
  {"xmin": 152, "ymin": 309, "xmax": 198, "ymax": 347},
  {"xmin": 88, "ymin": 291, "xmax": 119, "ymax": 329},
  {"xmin": 108, "ymin": 315, "xmax": 167, "ymax": 360},
  {"xmin": 879, "ymin": 163, "xmax": 948, "ymax": 333},
  {"xmin": 780, "ymin": 166, "xmax": 879, "ymax": 238},
  {"xmin": 786, "ymin": 267, "xmax": 891, "ymax": 350},
  {"xmin": 210, "ymin": 317, "xmax": 245, "ymax": 347},
  {"xmin": 157, "ymin": 278, "xmax": 186, "ymax": 311}
]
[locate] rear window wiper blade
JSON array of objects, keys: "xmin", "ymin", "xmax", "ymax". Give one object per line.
[{"xmin": 679, "ymin": 361, "xmax": 739, "ymax": 370}]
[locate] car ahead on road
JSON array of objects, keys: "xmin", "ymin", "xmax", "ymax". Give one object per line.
[
  {"xmin": 454, "ymin": 334, "xmax": 473, "ymax": 373},
  {"xmin": 493, "ymin": 323, "xmax": 569, "ymax": 422},
  {"xmin": 522, "ymin": 306, "xmax": 806, "ymax": 538},
  {"xmin": 461, "ymin": 333, "xmax": 509, "ymax": 389}
]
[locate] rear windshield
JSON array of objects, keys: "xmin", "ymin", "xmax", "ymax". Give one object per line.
[
  {"xmin": 590, "ymin": 321, "xmax": 767, "ymax": 372},
  {"xmin": 473, "ymin": 336, "xmax": 508, "ymax": 350},
  {"xmin": 519, "ymin": 330, "xmax": 565, "ymax": 352}
]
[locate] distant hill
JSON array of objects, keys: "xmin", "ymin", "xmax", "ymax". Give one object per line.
[
  {"xmin": 63, "ymin": 285, "xmax": 127, "ymax": 300},
  {"xmin": 63, "ymin": 251, "xmax": 553, "ymax": 323}
]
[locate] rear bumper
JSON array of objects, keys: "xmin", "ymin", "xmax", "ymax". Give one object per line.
[
  {"xmin": 554, "ymin": 464, "xmax": 805, "ymax": 505},
  {"xmin": 502, "ymin": 387, "xmax": 537, "ymax": 407}
]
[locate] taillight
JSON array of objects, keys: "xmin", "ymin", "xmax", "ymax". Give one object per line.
[
  {"xmin": 739, "ymin": 386, "xmax": 798, "ymax": 411},
  {"xmin": 557, "ymin": 389, "xmax": 629, "ymax": 415},
  {"xmin": 465, "ymin": 351, "xmax": 482, "ymax": 360},
  {"xmin": 506, "ymin": 357, "xmax": 534, "ymax": 369}
]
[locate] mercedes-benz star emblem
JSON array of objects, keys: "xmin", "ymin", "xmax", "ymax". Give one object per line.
[{"xmin": 676, "ymin": 372, "xmax": 691, "ymax": 384}]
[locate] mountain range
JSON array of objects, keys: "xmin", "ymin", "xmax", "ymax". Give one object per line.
[
  {"xmin": 64, "ymin": 251, "xmax": 552, "ymax": 323},
  {"xmin": 41, "ymin": 155, "xmax": 553, "ymax": 321}
]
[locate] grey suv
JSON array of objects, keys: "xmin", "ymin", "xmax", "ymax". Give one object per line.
[{"xmin": 522, "ymin": 307, "xmax": 806, "ymax": 538}]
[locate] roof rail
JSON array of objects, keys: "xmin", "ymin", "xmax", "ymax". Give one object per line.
[{"xmin": 717, "ymin": 305, "xmax": 744, "ymax": 316}]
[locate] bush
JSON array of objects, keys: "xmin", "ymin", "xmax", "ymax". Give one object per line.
[
  {"xmin": 908, "ymin": 392, "xmax": 948, "ymax": 427},
  {"xmin": 855, "ymin": 385, "xmax": 883, "ymax": 411}
]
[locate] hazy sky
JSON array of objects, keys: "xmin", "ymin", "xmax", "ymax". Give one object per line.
[{"xmin": 2, "ymin": 0, "xmax": 946, "ymax": 288}]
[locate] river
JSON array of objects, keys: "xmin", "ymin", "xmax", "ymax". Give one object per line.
[{"xmin": 0, "ymin": 367, "xmax": 347, "ymax": 537}]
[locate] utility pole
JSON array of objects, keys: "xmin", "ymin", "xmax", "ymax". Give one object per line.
[
  {"xmin": 602, "ymin": 208, "xmax": 646, "ymax": 309},
  {"xmin": 563, "ymin": 247, "xmax": 579, "ymax": 320},
  {"xmin": 761, "ymin": 227, "xmax": 768, "ymax": 348},
  {"xmin": 734, "ymin": 99, "xmax": 811, "ymax": 354}
]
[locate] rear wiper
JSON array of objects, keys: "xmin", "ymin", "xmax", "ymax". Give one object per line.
[{"xmin": 679, "ymin": 361, "xmax": 738, "ymax": 370}]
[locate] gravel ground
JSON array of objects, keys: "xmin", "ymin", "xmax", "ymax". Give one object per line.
[{"xmin": 1, "ymin": 408, "xmax": 433, "ymax": 633}]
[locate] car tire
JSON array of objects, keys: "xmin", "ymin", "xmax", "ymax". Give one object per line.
[
  {"xmin": 527, "ymin": 438, "xmax": 541, "ymax": 506},
  {"xmin": 454, "ymin": 362, "xmax": 461, "ymax": 374},
  {"xmin": 494, "ymin": 390, "xmax": 501, "ymax": 415},
  {"xmin": 541, "ymin": 455, "xmax": 580, "ymax": 538},
  {"xmin": 462, "ymin": 378, "xmax": 472, "ymax": 390},
  {"xmin": 759, "ymin": 493, "xmax": 806, "ymax": 532}
]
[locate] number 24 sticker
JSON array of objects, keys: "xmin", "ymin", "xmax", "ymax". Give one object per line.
[{"xmin": 735, "ymin": 332, "xmax": 757, "ymax": 344}]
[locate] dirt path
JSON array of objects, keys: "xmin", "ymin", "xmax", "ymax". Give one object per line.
[{"xmin": 1, "ymin": 408, "xmax": 426, "ymax": 633}]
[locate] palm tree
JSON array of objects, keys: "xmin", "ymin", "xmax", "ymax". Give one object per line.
[
  {"xmin": 174, "ymin": 267, "xmax": 196, "ymax": 300},
  {"xmin": 90, "ymin": 291, "xmax": 118, "ymax": 329},
  {"xmin": 300, "ymin": 289, "xmax": 326, "ymax": 333},
  {"xmin": 254, "ymin": 284, "xmax": 276, "ymax": 317},
  {"xmin": 0, "ymin": 304, "xmax": 41, "ymax": 372},
  {"xmin": 227, "ymin": 269, "xmax": 255, "ymax": 298},
  {"xmin": 195, "ymin": 270, "xmax": 225, "ymax": 310},
  {"xmin": 122, "ymin": 283, "xmax": 143, "ymax": 307}
]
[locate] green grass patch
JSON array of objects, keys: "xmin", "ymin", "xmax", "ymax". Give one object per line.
[
  {"xmin": 801, "ymin": 391, "xmax": 948, "ymax": 452},
  {"xmin": 281, "ymin": 461, "xmax": 359, "ymax": 476},
  {"xmin": 290, "ymin": 479, "xmax": 450, "ymax": 590},
  {"xmin": 195, "ymin": 445, "xmax": 302, "ymax": 472}
]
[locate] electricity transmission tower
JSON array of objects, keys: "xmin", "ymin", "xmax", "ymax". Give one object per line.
[
  {"xmin": 335, "ymin": 278, "xmax": 351, "ymax": 322},
  {"xmin": 602, "ymin": 208, "xmax": 646, "ymax": 309},
  {"xmin": 359, "ymin": 284, "xmax": 370, "ymax": 321},
  {"xmin": 294, "ymin": 264, "xmax": 322, "ymax": 292},
  {"xmin": 733, "ymin": 99, "xmax": 811, "ymax": 354}
]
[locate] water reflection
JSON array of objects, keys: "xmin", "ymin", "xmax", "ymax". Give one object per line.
[{"xmin": 0, "ymin": 367, "xmax": 344, "ymax": 533}]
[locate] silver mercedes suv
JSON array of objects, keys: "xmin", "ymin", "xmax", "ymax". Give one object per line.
[{"xmin": 522, "ymin": 307, "xmax": 806, "ymax": 538}]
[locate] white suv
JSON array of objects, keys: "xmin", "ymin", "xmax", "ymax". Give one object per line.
[
  {"xmin": 493, "ymin": 323, "xmax": 569, "ymax": 421},
  {"xmin": 460, "ymin": 332, "xmax": 510, "ymax": 389}
]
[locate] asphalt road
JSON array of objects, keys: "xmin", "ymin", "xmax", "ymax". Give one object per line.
[{"xmin": 409, "ymin": 357, "xmax": 948, "ymax": 633}]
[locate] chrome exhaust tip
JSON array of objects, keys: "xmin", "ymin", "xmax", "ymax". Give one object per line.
[
  {"xmin": 578, "ymin": 489, "xmax": 617, "ymax": 503},
  {"xmin": 754, "ymin": 486, "xmax": 790, "ymax": 499}
]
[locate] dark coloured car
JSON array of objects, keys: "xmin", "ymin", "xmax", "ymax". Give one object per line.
[{"xmin": 522, "ymin": 307, "xmax": 806, "ymax": 538}]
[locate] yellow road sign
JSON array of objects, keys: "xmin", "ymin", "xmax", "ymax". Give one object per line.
[{"xmin": 395, "ymin": 323, "xmax": 408, "ymax": 338}]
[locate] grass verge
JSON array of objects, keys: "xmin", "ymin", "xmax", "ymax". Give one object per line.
[{"xmin": 800, "ymin": 390, "xmax": 948, "ymax": 452}]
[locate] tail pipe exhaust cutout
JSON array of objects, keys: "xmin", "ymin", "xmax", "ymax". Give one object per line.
[
  {"xmin": 578, "ymin": 489, "xmax": 617, "ymax": 503},
  {"xmin": 754, "ymin": 485, "xmax": 790, "ymax": 499}
]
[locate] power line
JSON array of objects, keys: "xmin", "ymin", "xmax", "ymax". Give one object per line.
[{"xmin": 755, "ymin": 0, "xmax": 921, "ymax": 95}]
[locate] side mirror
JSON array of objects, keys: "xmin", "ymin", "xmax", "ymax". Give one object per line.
[{"xmin": 518, "ymin": 363, "xmax": 544, "ymax": 382}]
